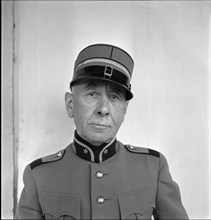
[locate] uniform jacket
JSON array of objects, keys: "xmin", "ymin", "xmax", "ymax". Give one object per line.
[{"xmin": 15, "ymin": 140, "xmax": 189, "ymax": 219}]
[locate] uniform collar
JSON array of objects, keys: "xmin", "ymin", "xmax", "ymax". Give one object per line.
[{"xmin": 73, "ymin": 130, "xmax": 117, "ymax": 163}]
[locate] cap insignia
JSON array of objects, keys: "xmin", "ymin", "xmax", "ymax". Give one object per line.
[{"xmin": 104, "ymin": 65, "xmax": 113, "ymax": 79}]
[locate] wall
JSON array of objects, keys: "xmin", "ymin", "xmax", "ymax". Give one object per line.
[
  {"xmin": 2, "ymin": 1, "xmax": 15, "ymax": 218},
  {"xmin": 2, "ymin": 1, "xmax": 210, "ymax": 219}
]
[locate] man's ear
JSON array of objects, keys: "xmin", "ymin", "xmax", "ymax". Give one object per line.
[
  {"xmin": 124, "ymin": 100, "xmax": 129, "ymax": 114},
  {"xmin": 65, "ymin": 92, "xmax": 74, "ymax": 118}
]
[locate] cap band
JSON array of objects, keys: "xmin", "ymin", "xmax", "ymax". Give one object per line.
[
  {"xmin": 75, "ymin": 58, "xmax": 131, "ymax": 81},
  {"xmin": 73, "ymin": 65, "xmax": 130, "ymax": 89}
]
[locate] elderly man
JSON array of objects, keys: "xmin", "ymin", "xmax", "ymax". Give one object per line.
[{"xmin": 15, "ymin": 44, "xmax": 189, "ymax": 219}]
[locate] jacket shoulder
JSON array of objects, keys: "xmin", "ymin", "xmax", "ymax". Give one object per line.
[
  {"xmin": 30, "ymin": 149, "xmax": 66, "ymax": 170},
  {"xmin": 125, "ymin": 144, "xmax": 160, "ymax": 158}
]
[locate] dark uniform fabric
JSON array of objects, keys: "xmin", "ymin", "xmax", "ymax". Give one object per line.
[{"xmin": 15, "ymin": 140, "xmax": 189, "ymax": 219}]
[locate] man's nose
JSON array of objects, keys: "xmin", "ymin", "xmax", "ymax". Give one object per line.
[{"xmin": 96, "ymin": 96, "xmax": 110, "ymax": 117}]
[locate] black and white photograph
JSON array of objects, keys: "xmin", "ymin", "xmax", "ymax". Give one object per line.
[{"xmin": 2, "ymin": 1, "xmax": 210, "ymax": 219}]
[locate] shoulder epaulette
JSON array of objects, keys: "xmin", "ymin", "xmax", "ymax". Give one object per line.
[
  {"xmin": 30, "ymin": 149, "xmax": 65, "ymax": 169},
  {"xmin": 125, "ymin": 145, "xmax": 160, "ymax": 158}
]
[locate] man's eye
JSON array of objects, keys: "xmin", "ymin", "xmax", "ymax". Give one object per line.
[
  {"xmin": 111, "ymin": 94, "xmax": 120, "ymax": 100},
  {"xmin": 87, "ymin": 92, "xmax": 98, "ymax": 97}
]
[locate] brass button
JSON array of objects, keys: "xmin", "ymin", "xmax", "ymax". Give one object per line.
[
  {"xmin": 57, "ymin": 152, "xmax": 62, "ymax": 157},
  {"xmin": 96, "ymin": 171, "xmax": 103, "ymax": 179},
  {"xmin": 97, "ymin": 196, "xmax": 105, "ymax": 204}
]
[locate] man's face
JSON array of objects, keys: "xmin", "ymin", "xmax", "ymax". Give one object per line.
[{"xmin": 65, "ymin": 80, "xmax": 129, "ymax": 146}]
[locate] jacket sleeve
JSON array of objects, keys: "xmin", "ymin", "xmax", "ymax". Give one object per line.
[
  {"xmin": 15, "ymin": 164, "xmax": 43, "ymax": 219},
  {"xmin": 154, "ymin": 153, "xmax": 189, "ymax": 219}
]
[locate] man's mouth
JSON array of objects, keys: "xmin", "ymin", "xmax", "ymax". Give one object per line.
[{"xmin": 90, "ymin": 123, "xmax": 110, "ymax": 129}]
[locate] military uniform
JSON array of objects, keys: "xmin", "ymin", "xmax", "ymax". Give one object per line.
[
  {"xmin": 15, "ymin": 44, "xmax": 189, "ymax": 219},
  {"xmin": 15, "ymin": 131, "xmax": 188, "ymax": 219}
]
